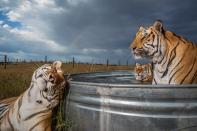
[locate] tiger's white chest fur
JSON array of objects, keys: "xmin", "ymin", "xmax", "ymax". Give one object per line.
[
  {"xmin": 153, "ymin": 61, "xmax": 180, "ymax": 84},
  {"xmin": 0, "ymin": 91, "xmax": 52, "ymax": 131},
  {"xmin": 153, "ymin": 70, "xmax": 171, "ymax": 84}
]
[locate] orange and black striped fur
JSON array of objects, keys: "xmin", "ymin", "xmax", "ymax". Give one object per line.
[
  {"xmin": 135, "ymin": 63, "xmax": 153, "ymax": 82},
  {"xmin": 130, "ymin": 20, "xmax": 197, "ymax": 84},
  {"xmin": 0, "ymin": 61, "xmax": 67, "ymax": 131}
]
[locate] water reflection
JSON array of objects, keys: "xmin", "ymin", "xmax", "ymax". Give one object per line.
[{"xmin": 71, "ymin": 70, "xmax": 151, "ymax": 84}]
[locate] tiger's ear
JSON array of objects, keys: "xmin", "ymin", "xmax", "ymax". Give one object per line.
[
  {"xmin": 139, "ymin": 26, "xmax": 144, "ymax": 31},
  {"xmin": 153, "ymin": 20, "xmax": 163, "ymax": 33},
  {"xmin": 52, "ymin": 61, "xmax": 62, "ymax": 72},
  {"xmin": 136, "ymin": 63, "xmax": 140, "ymax": 66}
]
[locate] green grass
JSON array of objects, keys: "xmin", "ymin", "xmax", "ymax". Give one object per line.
[{"xmin": 55, "ymin": 99, "xmax": 72, "ymax": 131}]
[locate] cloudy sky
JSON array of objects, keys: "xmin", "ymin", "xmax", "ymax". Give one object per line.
[{"xmin": 0, "ymin": 0, "xmax": 197, "ymax": 64}]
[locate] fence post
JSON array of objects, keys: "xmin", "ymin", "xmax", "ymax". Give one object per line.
[
  {"xmin": 106, "ymin": 59, "xmax": 109, "ymax": 69},
  {"xmin": 72, "ymin": 57, "xmax": 75, "ymax": 68},
  {"xmin": 4, "ymin": 55, "xmax": 7, "ymax": 69},
  {"xmin": 118, "ymin": 60, "xmax": 121, "ymax": 66},
  {"xmin": 126, "ymin": 60, "xmax": 128, "ymax": 66},
  {"xmin": 45, "ymin": 56, "xmax": 47, "ymax": 63},
  {"xmin": 90, "ymin": 60, "xmax": 94, "ymax": 72}
]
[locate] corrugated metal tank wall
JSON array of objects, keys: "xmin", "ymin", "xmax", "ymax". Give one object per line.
[{"xmin": 65, "ymin": 71, "xmax": 197, "ymax": 131}]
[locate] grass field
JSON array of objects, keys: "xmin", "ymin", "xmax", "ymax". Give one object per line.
[{"xmin": 0, "ymin": 62, "xmax": 133, "ymax": 100}]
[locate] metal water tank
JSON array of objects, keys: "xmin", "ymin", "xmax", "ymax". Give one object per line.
[{"xmin": 65, "ymin": 71, "xmax": 197, "ymax": 131}]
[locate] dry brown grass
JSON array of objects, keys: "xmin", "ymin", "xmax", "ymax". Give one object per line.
[{"xmin": 0, "ymin": 62, "xmax": 133, "ymax": 100}]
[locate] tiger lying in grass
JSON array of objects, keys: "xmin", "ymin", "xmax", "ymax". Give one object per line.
[
  {"xmin": 135, "ymin": 63, "xmax": 153, "ymax": 82},
  {"xmin": 130, "ymin": 20, "xmax": 197, "ymax": 84},
  {"xmin": 0, "ymin": 61, "xmax": 68, "ymax": 131}
]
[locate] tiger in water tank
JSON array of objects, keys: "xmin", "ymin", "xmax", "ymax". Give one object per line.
[{"xmin": 135, "ymin": 63, "xmax": 153, "ymax": 82}]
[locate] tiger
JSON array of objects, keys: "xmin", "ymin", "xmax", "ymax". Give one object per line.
[
  {"xmin": 130, "ymin": 20, "xmax": 197, "ymax": 84},
  {"xmin": 135, "ymin": 63, "xmax": 153, "ymax": 82},
  {"xmin": 0, "ymin": 97, "xmax": 17, "ymax": 121},
  {"xmin": 0, "ymin": 61, "xmax": 68, "ymax": 131}
]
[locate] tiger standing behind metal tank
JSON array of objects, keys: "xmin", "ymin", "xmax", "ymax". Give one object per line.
[
  {"xmin": 0, "ymin": 61, "xmax": 69, "ymax": 131},
  {"xmin": 130, "ymin": 20, "xmax": 197, "ymax": 84}
]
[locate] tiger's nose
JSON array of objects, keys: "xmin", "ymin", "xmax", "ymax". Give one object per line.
[
  {"xmin": 132, "ymin": 47, "xmax": 137, "ymax": 51},
  {"xmin": 130, "ymin": 43, "xmax": 137, "ymax": 51}
]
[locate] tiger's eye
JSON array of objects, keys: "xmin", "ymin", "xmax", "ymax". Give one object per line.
[{"xmin": 49, "ymin": 75, "xmax": 53, "ymax": 79}]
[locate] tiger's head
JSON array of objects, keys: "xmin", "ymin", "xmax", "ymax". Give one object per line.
[
  {"xmin": 134, "ymin": 63, "xmax": 153, "ymax": 82},
  {"xmin": 29, "ymin": 61, "xmax": 67, "ymax": 109},
  {"xmin": 135, "ymin": 63, "xmax": 144, "ymax": 81},
  {"xmin": 130, "ymin": 20, "xmax": 166, "ymax": 63}
]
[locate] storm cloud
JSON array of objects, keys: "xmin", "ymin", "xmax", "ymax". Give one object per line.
[{"xmin": 0, "ymin": 0, "xmax": 197, "ymax": 64}]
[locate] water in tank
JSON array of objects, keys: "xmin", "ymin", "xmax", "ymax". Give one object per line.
[{"xmin": 71, "ymin": 70, "xmax": 151, "ymax": 84}]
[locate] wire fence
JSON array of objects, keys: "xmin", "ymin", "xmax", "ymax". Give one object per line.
[{"xmin": 0, "ymin": 55, "xmax": 133, "ymax": 71}]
